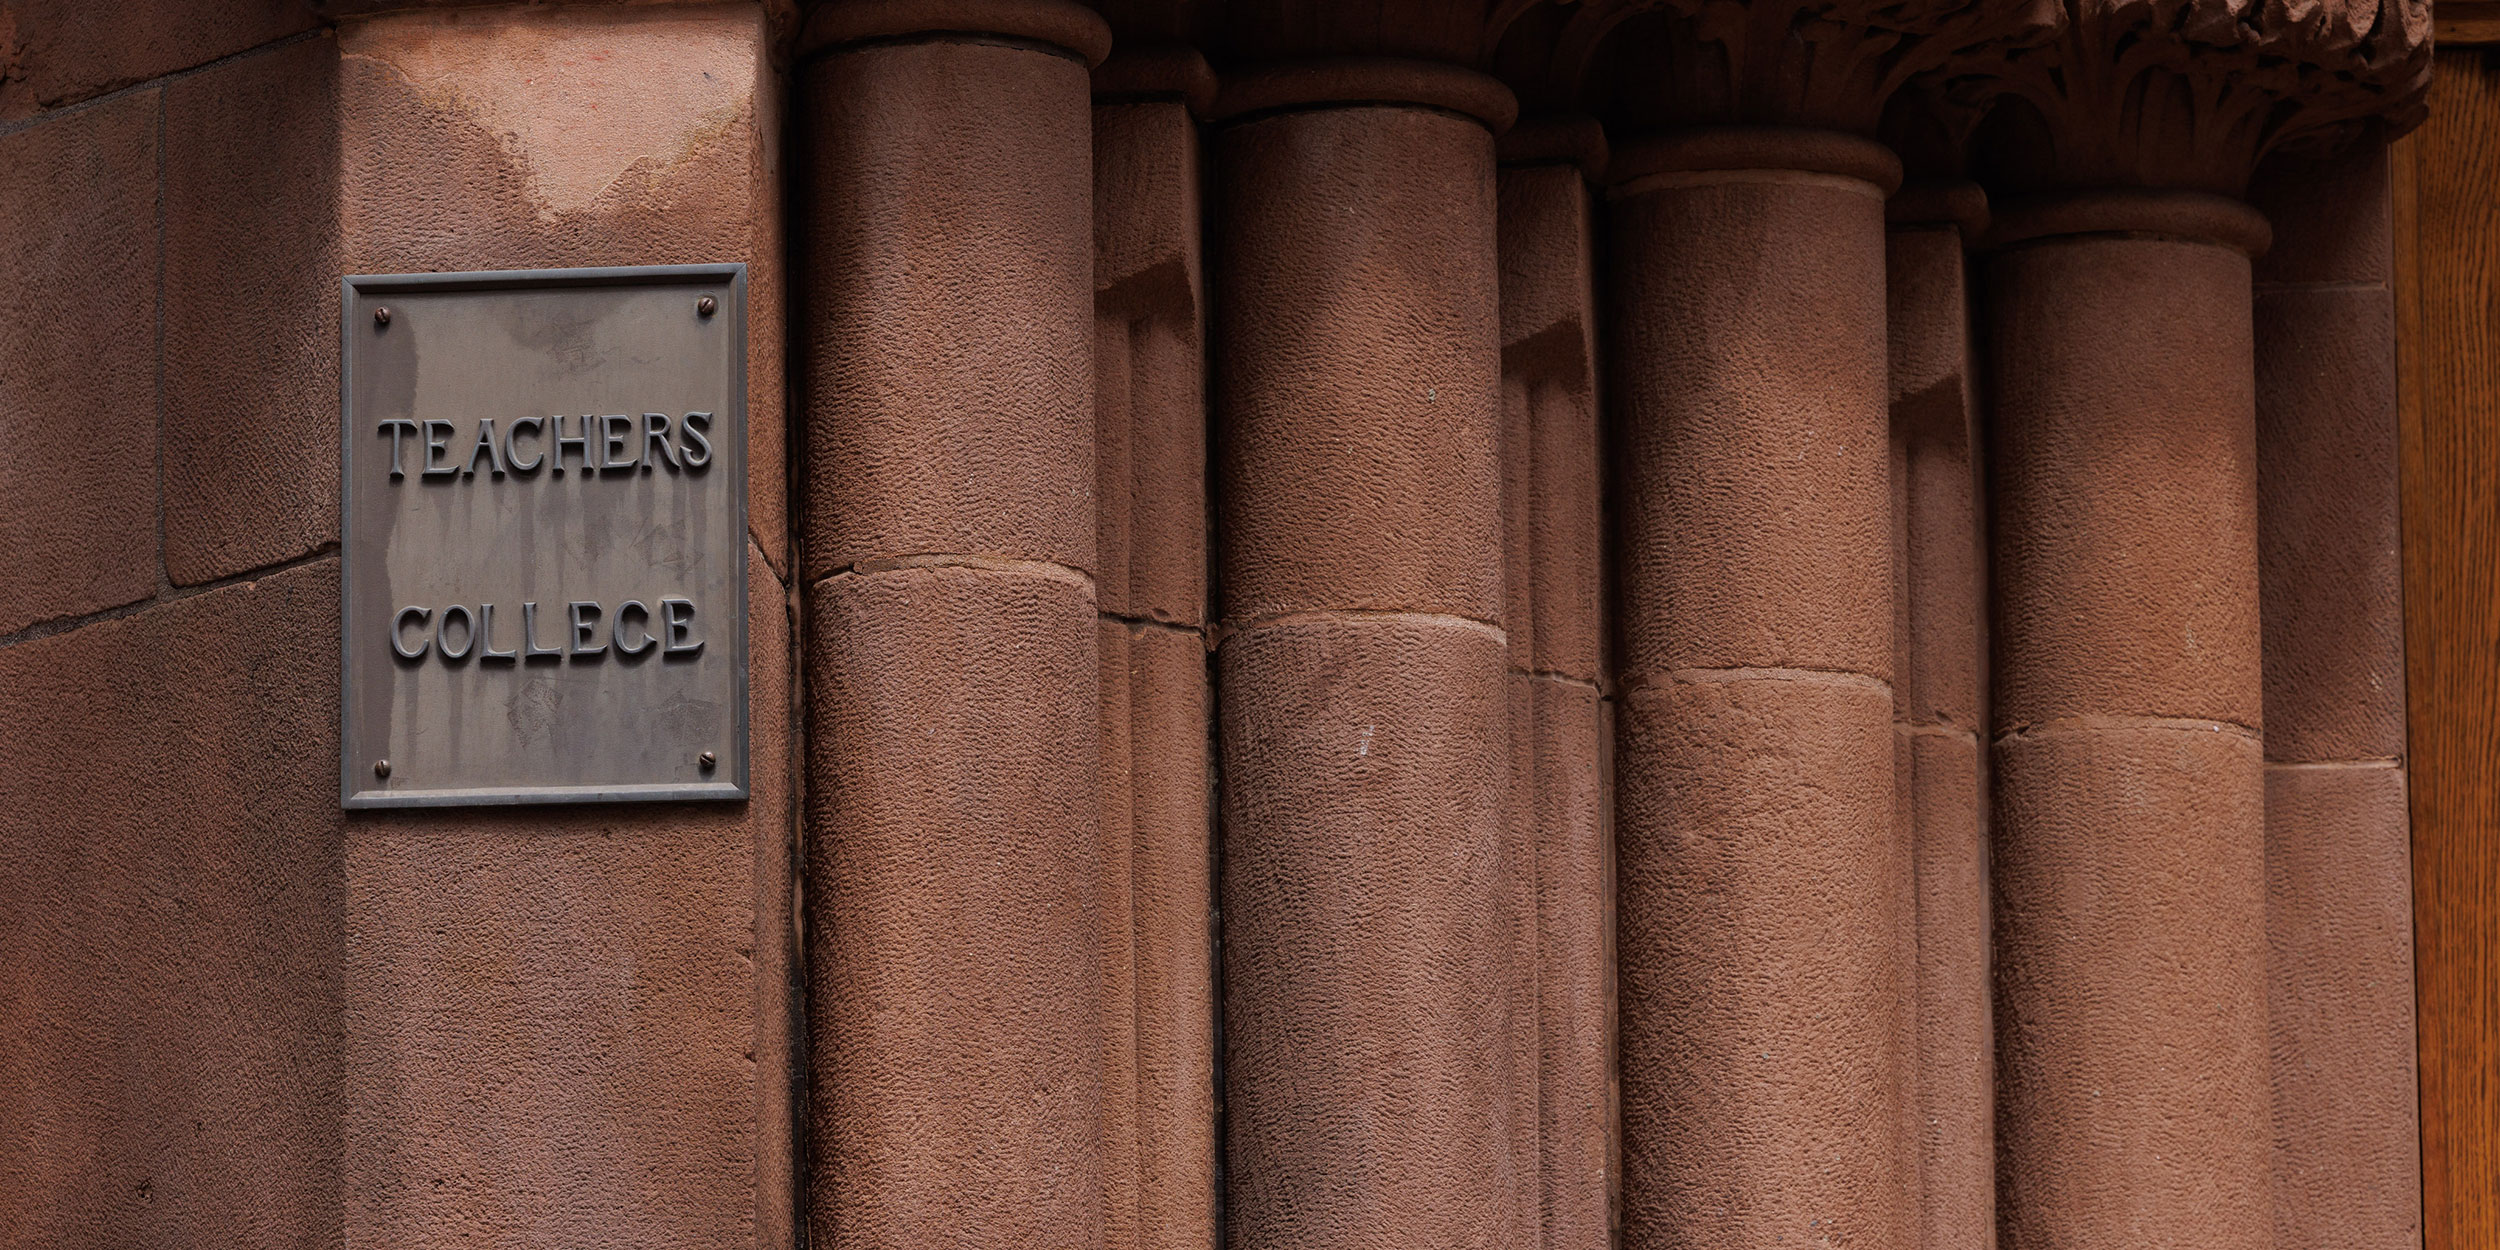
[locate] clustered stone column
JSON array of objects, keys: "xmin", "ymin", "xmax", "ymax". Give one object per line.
[
  {"xmin": 1885, "ymin": 178, "xmax": 1993, "ymax": 1250},
  {"xmin": 1496, "ymin": 114, "xmax": 1613, "ymax": 1250},
  {"xmin": 1984, "ymin": 186, "xmax": 2276, "ymax": 1248},
  {"xmin": 1091, "ymin": 40, "xmax": 1219, "ymax": 1250},
  {"xmin": 1211, "ymin": 58, "xmax": 1520, "ymax": 1250},
  {"xmin": 1606, "ymin": 124, "xmax": 1910, "ymax": 1247},
  {"xmin": 798, "ymin": 3, "xmax": 1110, "ymax": 1246}
]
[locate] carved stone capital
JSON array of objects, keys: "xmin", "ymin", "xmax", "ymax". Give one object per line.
[
  {"xmin": 1547, "ymin": 0, "xmax": 2058, "ymax": 134},
  {"xmin": 1966, "ymin": 0, "xmax": 2429, "ymax": 194}
]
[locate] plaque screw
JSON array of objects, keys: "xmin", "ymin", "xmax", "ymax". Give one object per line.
[
  {"xmin": 373, "ymin": 759, "xmax": 392, "ymax": 779},
  {"xmin": 698, "ymin": 751, "xmax": 718, "ymax": 771},
  {"xmin": 696, "ymin": 295, "xmax": 718, "ymax": 317},
  {"xmin": 373, "ymin": 306, "xmax": 392, "ymax": 327}
]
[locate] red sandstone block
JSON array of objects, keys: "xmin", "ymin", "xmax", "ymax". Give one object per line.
[
  {"xmin": 1907, "ymin": 728, "xmax": 1990, "ymax": 1250},
  {"xmin": 1217, "ymin": 615, "xmax": 1512, "ymax": 1250},
  {"xmin": 0, "ymin": 92, "xmax": 160, "ymax": 635},
  {"xmin": 0, "ymin": 0, "xmax": 317, "ymax": 119},
  {"xmin": 337, "ymin": 8, "xmax": 788, "ymax": 571},
  {"xmin": 161, "ymin": 36, "xmax": 340, "ymax": 585},
  {"xmin": 344, "ymin": 544, "xmax": 793, "ymax": 1249},
  {"xmin": 0, "ymin": 562, "xmax": 342, "ymax": 1248},
  {"xmin": 1888, "ymin": 227, "xmax": 1986, "ymax": 731},
  {"xmin": 1614, "ymin": 674, "xmax": 1907, "ymax": 1247},
  {"xmin": 2265, "ymin": 762, "xmax": 2419, "ymax": 1250},
  {"xmin": 1111, "ymin": 622, "xmax": 1215, "ymax": 1250},
  {"xmin": 1528, "ymin": 676, "xmax": 1609, "ymax": 1250},
  {"xmin": 2249, "ymin": 138, "xmax": 2392, "ymax": 288},
  {"xmin": 1215, "ymin": 105, "xmax": 1505, "ymax": 624},
  {"xmin": 1985, "ymin": 236, "xmax": 2263, "ymax": 729},
  {"xmin": 1992, "ymin": 723, "xmax": 2269, "ymax": 1250},
  {"xmin": 800, "ymin": 39, "xmax": 1095, "ymax": 580},
  {"xmin": 2255, "ymin": 286, "xmax": 2405, "ymax": 762},
  {"xmin": 1095, "ymin": 306, "xmax": 1208, "ymax": 626},
  {"xmin": 1608, "ymin": 175, "xmax": 1892, "ymax": 680},
  {"xmin": 805, "ymin": 563, "xmax": 1103, "ymax": 1250},
  {"xmin": 1503, "ymin": 674, "xmax": 1542, "ymax": 1250}
]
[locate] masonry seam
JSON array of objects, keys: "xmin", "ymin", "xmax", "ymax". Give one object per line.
[
  {"xmin": 0, "ymin": 27, "xmax": 323, "ymax": 141},
  {"xmin": 0, "ymin": 544, "xmax": 340, "ymax": 651},
  {"xmin": 1217, "ymin": 607, "xmax": 1508, "ymax": 646},
  {"xmin": 1618, "ymin": 664, "xmax": 1893, "ymax": 694},
  {"xmin": 1994, "ymin": 713, "xmax": 2262, "ymax": 743}
]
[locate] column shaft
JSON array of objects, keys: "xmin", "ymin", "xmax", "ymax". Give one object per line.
[
  {"xmin": 1213, "ymin": 61, "xmax": 1517, "ymax": 1250},
  {"xmin": 2247, "ymin": 139, "xmax": 2420, "ymax": 1249},
  {"xmin": 1984, "ymin": 192, "xmax": 2272, "ymax": 1250},
  {"xmin": 1885, "ymin": 188, "xmax": 1991, "ymax": 1250},
  {"xmin": 1496, "ymin": 130, "xmax": 1612, "ymax": 1250},
  {"xmin": 1094, "ymin": 47, "xmax": 1218, "ymax": 1250},
  {"xmin": 799, "ymin": 5, "xmax": 1109, "ymax": 1247},
  {"xmin": 1606, "ymin": 130, "xmax": 1910, "ymax": 1248}
]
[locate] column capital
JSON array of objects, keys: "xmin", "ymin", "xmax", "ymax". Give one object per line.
[
  {"xmin": 1989, "ymin": 186, "xmax": 2273, "ymax": 253},
  {"xmin": 1212, "ymin": 57, "xmax": 1520, "ymax": 132},
  {"xmin": 1966, "ymin": 0, "xmax": 2430, "ymax": 194}
]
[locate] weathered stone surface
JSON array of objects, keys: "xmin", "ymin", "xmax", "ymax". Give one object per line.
[
  {"xmin": 161, "ymin": 35, "xmax": 341, "ymax": 586},
  {"xmin": 0, "ymin": 562, "xmax": 342, "ymax": 1249},
  {"xmin": 0, "ymin": 0, "xmax": 318, "ymax": 119},
  {"xmin": 338, "ymin": 6, "xmax": 788, "ymax": 571},
  {"xmin": 0, "ymin": 90, "xmax": 160, "ymax": 636}
]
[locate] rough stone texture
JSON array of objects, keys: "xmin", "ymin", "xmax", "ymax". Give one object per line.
[
  {"xmin": 0, "ymin": 562, "xmax": 342, "ymax": 1250},
  {"xmin": 0, "ymin": 0, "xmax": 319, "ymax": 119},
  {"xmin": 1886, "ymin": 218, "xmax": 1991, "ymax": 1250},
  {"xmin": 338, "ymin": 5, "xmax": 788, "ymax": 572},
  {"xmin": 1216, "ymin": 103, "xmax": 1505, "ymax": 625},
  {"xmin": 1992, "ymin": 724, "xmax": 2269, "ymax": 1250},
  {"xmin": 2265, "ymin": 763, "xmax": 2419, "ymax": 1250},
  {"xmin": 346, "ymin": 544, "xmax": 794, "ymax": 1250},
  {"xmin": 161, "ymin": 34, "xmax": 341, "ymax": 586},
  {"xmin": 1218, "ymin": 617, "xmax": 1513, "ymax": 1250},
  {"xmin": 1607, "ymin": 169, "xmax": 1894, "ymax": 682},
  {"xmin": 802, "ymin": 36, "xmax": 1095, "ymax": 579},
  {"xmin": 1095, "ymin": 96, "xmax": 1206, "ymax": 627},
  {"xmin": 1608, "ymin": 152, "xmax": 1906, "ymax": 1250},
  {"xmin": 1984, "ymin": 234, "xmax": 2263, "ymax": 730},
  {"xmin": 1098, "ymin": 620, "xmax": 1216, "ymax": 1250},
  {"xmin": 1528, "ymin": 675, "xmax": 1610, "ymax": 1250},
  {"xmin": 807, "ymin": 564, "xmax": 1102, "ymax": 1250},
  {"xmin": 1615, "ymin": 674, "xmax": 1907, "ymax": 1248},
  {"xmin": 0, "ymin": 89, "xmax": 160, "ymax": 636},
  {"xmin": 2248, "ymin": 134, "xmax": 2416, "ymax": 1250},
  {"xmin": 1497, "ymin": 156, "xmax": 1609, "ymax": 1250},
  {"xmin": 1907, "ymin": 727, "xmax": 1989, "ymax": 1250}
]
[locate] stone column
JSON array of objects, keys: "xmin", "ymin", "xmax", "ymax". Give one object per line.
[
  {"xmin": 1496, "ymin": 115, "xmax": 1613, "ymax": 1250},
  {"xmin": 1212, "ymin": 59, "xmax": 1518, "ymax": 1250},
  {"xmin": 1607, "ymin": 128, "xmax": 1909, "ymax": 1247},
  {"xmin": 1092, "ymin": 41, "xmax": 1218, "ymax": 1250},
  {"xmin": 2247, "ymin": 137, "xmax": 2420, "ymax": 1250},
  {"xmin": 1885, "ymin": 181, "xmax": 1992, "ymax": 1250},
  {"xmin": 1983, "ymin": 190, "xmax": 2274, "ymax": 1250},
  {"xmin": 797, "ymin": 3, "xmax": 1109, "ymax": 1247}
]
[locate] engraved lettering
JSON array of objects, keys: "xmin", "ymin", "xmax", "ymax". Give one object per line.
[
  {"xmin": 678, "ymin": 411, "xmax": 713, "ymax": 468},
  {"xmin": 379, "ymin": 420, "xmax": 420, "ymax": 480},
  {"xmin": 600, "ymin": 415, "xmax": 639, "ymax": 474},
  {"xmin": 613, "ymin": 600, "xmax": 655, "ymax": 657},
  {"xmin": 478, "ymin": 602, "xmax": 517, "ymax": 662},
  {"xmin": 504, "ymin": 416, "xmax": 546, "ymax": 474},
  {"xmin": 521, "ymin": 601, "xmax": 565, "ymax": 660},
  {"xmin": 661, "ymin": 596, "xmax": 703, "ymax": 656},
  {"xmin": 642, "ymin": 414, "xmax": 679, "ymax": 471},
  {"xmin": 435, "ymin": 604, "xmax": 476, "ymax": 660},
  {"xmin": 420, "ymin": 420, "xmax": 460, "ymax": 478},
  {"xmin": 568, "ymin": 601, "xmax": 606, "ymax": 657},
  {"xmin": 551, "ymin": 414, "xmax": 593, "ymax": 477},
  {"xmin": 391, "ymin": 605, "xmax": 432, "ymax": 659}
]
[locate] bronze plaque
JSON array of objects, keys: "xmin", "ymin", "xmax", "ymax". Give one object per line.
[{"xmin": 340, "ymin": 265, "xmax": 747, "ymax": 808}]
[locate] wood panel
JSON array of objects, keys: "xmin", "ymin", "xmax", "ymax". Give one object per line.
[{"xmin": 2399, "ymin": 47, "xmax": 2500, "ymax": 1250}]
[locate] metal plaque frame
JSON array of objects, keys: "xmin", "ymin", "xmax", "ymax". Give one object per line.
[{"xmin": 339, "ymin": 263, "xmax": 749, "ymax": 809}]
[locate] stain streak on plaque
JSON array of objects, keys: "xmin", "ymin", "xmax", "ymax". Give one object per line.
[{"xmin": 340, "ymin": 264, "xmax": 748, "ymax": 807}]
